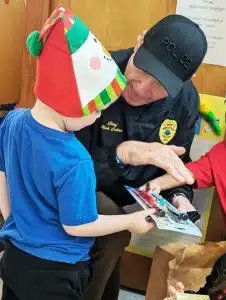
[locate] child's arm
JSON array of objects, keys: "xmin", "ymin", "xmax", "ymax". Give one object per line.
[
  {"xmin": 143, "ymin": 153, "xmax": 214, "ymax": 193},
  {"xmin": 63, "ymin": 210, "xmax": 155, "ymax": 237},
  {"xmin": 0, "ymin": 172, "xmax": 10, "ymax": 221},
  {"xmin": 151, "ymin": 170, "xmax": 195, "ymax": 192},
  {"xmin": 57, "ymin": 162, "xmax": 155, "ymax": 238}
]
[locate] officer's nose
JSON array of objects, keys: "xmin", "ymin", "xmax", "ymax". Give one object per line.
[{"xmin": 139, "ymin": 77, "xmax": 155, "ymax": 95}]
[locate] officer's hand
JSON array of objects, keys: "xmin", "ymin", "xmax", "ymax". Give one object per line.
[
  {"xmin": 163, "ymin": 282, "xmax": 185, "ymax": 300},
  {"xmin": 134, "ymin": 30, "xmax": 147, "ymax": 51},
  {"xmin": 172, "ymin": 195, "xmax": 197, "ymax": 213},
  {"xmin": 116, "ymin": 141, "xmax": 194, "ymax": 184},
  {"xmin": 172, "ymin": 195, "xmax": 201, "ymax": 224}
]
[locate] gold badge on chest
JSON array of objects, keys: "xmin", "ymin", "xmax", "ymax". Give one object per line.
[{"xmin": 159, "ymin": 119, "xmax": 177, "ymax": 144}]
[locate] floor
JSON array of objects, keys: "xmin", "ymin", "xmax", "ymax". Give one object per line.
[
  {"xmin": 118, "ymin": 289, "xmax": 145, "ymax": 300},
  {"xmin": 0, "ymin": 279, "xmax": 145, "ymax": 299}
]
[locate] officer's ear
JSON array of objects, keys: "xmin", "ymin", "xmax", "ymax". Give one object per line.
[{"xmin": 134, "ymin": 30, "xmax": 147, "ymax": 53}]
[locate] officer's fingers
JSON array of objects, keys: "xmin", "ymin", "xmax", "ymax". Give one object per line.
[
  {"xmin": 160, "ymin": 162, "xmax": 185, "ymax": 183},
  {"xmin": 169, "ymin": 145, "xmax": 186, "ymax": 156},
  {"xmin": 136, "ymin": 33, "xmax": 143, "ymax": 43},
  {"xmin": 175, "ymin": 282, "xmax": 185, "ymax": 293},
  {"xmin": 146, "ymin": 149, "xmax": 188, "ymax": 183},
  {"xmin": 168, "ymin": 152, "xmax": 194, "ymax": 185},
  {"xmin": 136, "ymin": 29, "xmax": 147, "ymax": 42}
]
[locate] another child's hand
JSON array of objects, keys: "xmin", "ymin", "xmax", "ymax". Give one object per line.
[
  {"xmin": 163, "ymin": 282, "xmax": 185, "ymax": 300},
  {"xmin": 140, "ymin": 181, "xmax": 161, "ymax": 194},
  {"xmin": 128, "ymin": 209, "xmax": 156, "ymax": 234}
]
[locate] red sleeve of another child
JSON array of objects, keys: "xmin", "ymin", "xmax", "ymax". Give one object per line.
[{"xmin": 186, "ymin": 154, "xmax": 214, "ymax": 189}]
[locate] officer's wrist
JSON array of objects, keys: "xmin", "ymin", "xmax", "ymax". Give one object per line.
[
  {"xmin": 116, "ymin": 143, "xmax": 128, "ymax": 167},
  {"xmin": 116, "ymin": 155, "xmax": 128, "ymax": 168}
]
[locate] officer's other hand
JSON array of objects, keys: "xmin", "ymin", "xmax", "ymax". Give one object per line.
[
  {"xmin": 116, "ymin": 141, "xmax": 194, "ymax": 184},
  {"xmin": 134, "ymin": 29, "xmax": 147, "ymax": 52},
  {"xmin": 172, "ymin": 195, "xmax": 197, "ymax": 213}
]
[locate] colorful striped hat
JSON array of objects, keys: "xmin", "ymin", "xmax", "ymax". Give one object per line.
[{"xmin": 26, "ymin": 5, "xmax": 127, "ymax": 117}]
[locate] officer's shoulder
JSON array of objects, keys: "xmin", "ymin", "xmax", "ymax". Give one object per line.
[
  {"xmin": 178, "ymin": 80, "xmax": 199, "ymax": 112},
  {"xmin": 111, "ymin": 48, "xmax": 134, "ymax": 73}
]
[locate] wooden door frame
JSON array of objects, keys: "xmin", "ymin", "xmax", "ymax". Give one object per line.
[{"xmin": 18, "ymin": 0, "xmax": 51, "ymax": 108}]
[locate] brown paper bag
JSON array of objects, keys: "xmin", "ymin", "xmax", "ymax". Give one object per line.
[
  {"xmin": 146, "ymin": 242, "xmax": 226, "ymax": 300},
  {"xmin": 175, "ymin": 294, "xmax": 210, "ymax": 300}
]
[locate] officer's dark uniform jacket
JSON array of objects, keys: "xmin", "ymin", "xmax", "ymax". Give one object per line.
[{"xmin": 76, "ymin": 48, "xmax": 200, "ymax": 206}]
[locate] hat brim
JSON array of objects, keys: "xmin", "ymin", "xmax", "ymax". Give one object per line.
[{"xmin": 134, "ymin": 46, "xmax": 184, "ymax": 99}]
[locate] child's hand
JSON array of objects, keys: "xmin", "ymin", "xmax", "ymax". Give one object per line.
[
  {"xmin": 163, "ymin": 282, "xmax": 185, "ymax": 299},
  {"xmin": 140, "ymin": 181, "xmax": 161, "ymax": 194},
  {"xmin": 128, "ymin": 209, "xmax": 156, "ymax": 234}
]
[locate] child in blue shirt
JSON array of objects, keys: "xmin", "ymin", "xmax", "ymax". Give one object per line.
[{"xmin": 0, "ymin": 6, "xmax": 154, "ymax": 300}]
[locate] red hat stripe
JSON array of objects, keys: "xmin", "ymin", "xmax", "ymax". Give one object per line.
[
  {"xmin": 111, "ymin": 79, "xmax": 122, "ymax": 96},
  {"xmin": 88, "ymin": 100, "xmax": 97, "ymax": 114}
]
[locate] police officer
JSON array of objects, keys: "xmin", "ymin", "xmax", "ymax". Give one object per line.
[{"xmin": 79, "ymin": 14, "xmax": 207, "ymax": 300}]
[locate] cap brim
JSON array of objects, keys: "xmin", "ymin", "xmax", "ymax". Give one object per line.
[{"xmin": 134, "ymin": 46, "xmax": 184, "ymax": 98}]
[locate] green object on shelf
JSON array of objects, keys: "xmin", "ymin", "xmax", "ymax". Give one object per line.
[{"xmin": 203, "ymin": 111, "xmax": 222, "ymax": 135}]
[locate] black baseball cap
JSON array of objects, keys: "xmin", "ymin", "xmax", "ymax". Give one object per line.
[{"xmin": 134, "ymin": 14, "xmax": 207, "ymax": 98}]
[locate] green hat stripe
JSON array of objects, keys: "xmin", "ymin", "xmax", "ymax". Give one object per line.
[
  {"xmin": 117, "ymin": 69, "xmax": 127, "ymax": 85},
  {"xmin": 116, "ymin": 71, "xmax": 126, "ymax": 90},
  {"xmin": 83, "ymin": 105, "xmax": 90, "ymax": 116},
  {"xmin": 82, "ymin": 71, "xmax": 127, "ymax": 116},
  {"xmin": 106, "ymin": 85, "xmax": 117, "ymax": 100},
  {"xmin": 94, "ymin": 95, "xmax": 104, "ymax": 109},
  {"xmin": 66, "ymin": 16, "xmax": 89, "ymax": 54},
  {"xmin": 100, "ymin": 89, "xmax": 111, "ymax": 105}
]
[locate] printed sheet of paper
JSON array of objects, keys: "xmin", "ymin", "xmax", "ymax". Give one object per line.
[
  {"xmin": 125, "ymin": 186, "xmax": 202, "ymax": 237},
  {"xmin": 176, "ymin": 0, "xmax": 226, "ymax": 66}
]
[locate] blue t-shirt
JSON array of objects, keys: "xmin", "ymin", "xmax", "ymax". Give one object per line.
[{"xmin": 0, "ymin": 109, "xmax": 98, "ymax": 264}]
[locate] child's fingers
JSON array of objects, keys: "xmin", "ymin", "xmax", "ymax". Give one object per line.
[
  {"xmin": 139, "ymin": 182, "xmax": 160, "ymax": 194},
  {"xmin": 168, "ymin": 286, "xmax": 178, "ymax": 297},
  {"xmin": 175, "ymin": 282, "xmax": 184, "ymax": 293},
  {"xmin": 152, "ymin": 185, "xmax": 160, "ymax": 194},
  {"xmin": 147, "ymin": 182, "xmax": 160, "ymax": 194},
  {"xmin": 139, "ymin": 184, "xmax": 147, "ymax": 191},
  {"xmin": 139, "ymin": 182, "xmax": 151, "ymax": 192},
  {"xmin": 163, "ymin": 283, "xmax": 184, "ymax": 300}
]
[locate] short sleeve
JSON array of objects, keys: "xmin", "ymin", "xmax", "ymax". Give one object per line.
[
  {"xmin": 56, "ymin": 160, "xmax": 98, "ymax": 226},
  {"xmin": 0, "ymin": 148, "xmax": 4, "ymax": 172},
  {"xmin": 186, "ymin": 154, "xmax": 214, "ymax": 189},
  {"xmin": 0, "ymin": 127, "xmax": 5, "ymax": 172},
  {"xmin": 0, "ymin": 156, "xmax": 4, "ymax": 172}
]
